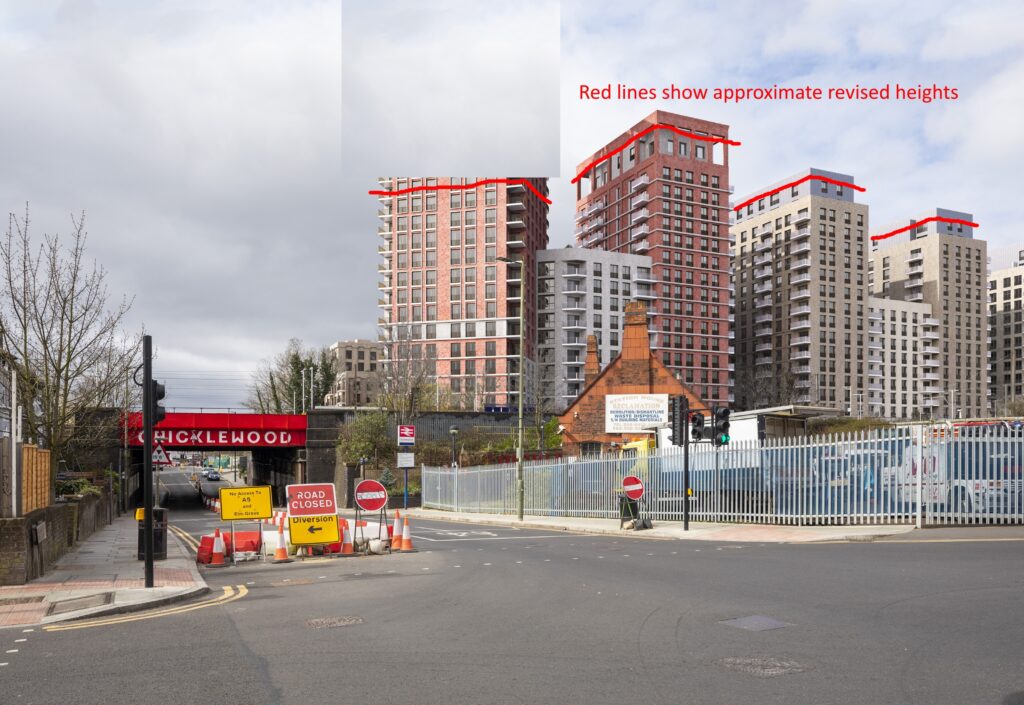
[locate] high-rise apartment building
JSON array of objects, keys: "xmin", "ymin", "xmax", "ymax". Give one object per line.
[
  {"xmin": 731, "ymin": 168, "xmax": 870, "ymax": 412},
  {"xmin": 324, "ymin": 339, "xmax": 383, "ymax": 407},
  {"xmin": 574, "ymin": 111, "xmax": 733, "ymax": 405},
  {"xmin": 869, "ymin": 208, "xmax": 987, "ymax": 419},
  {"xmin": 988, "ymin": 249, "xmax": 1024, "ymax": 413},
  {"xmin": 535, "ymin": 247, "xmax": 654, "ymax": 410},
  {"xmin": 865, "ymin": 297, "xmax": 943, "ymax": 419},
  {"xmin": 376, "ymin": 177, "xmax": 549, "ymax": 410}
]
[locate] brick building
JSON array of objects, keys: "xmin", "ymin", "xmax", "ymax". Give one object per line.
[
  {"xmin": 558, "ymin": 301, "xmax": 703, "ymax": 455},
  {"xmin": 574, "ymin": 111, "xmax": 733, "ymax": 406}
]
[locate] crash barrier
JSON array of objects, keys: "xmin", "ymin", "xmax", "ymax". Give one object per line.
[
  {"xmin": 422, "ymin": 425, "xmax": 1024, "ymax": 527},
  {"xmin": 195, "ymin": 510, "xmax": 416, "ymax": 564}
]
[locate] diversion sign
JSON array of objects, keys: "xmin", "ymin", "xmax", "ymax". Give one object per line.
[{"xmin": 605, "ymin": 394, "xmax": 669, "ymax": 433}]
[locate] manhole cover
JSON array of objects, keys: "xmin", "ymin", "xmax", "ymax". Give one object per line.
[
  {"xmin": 718, "ymin": 615, "xmax": 791, "ymax": 631},
  {"xmin": 306, "ymin": 616, "xmax": 364, "ymax": 629},
  {"xmin": 717, "ymin": 656, "xmax": 811, "ymax": 678},
  {"xmin": 0, "ymin": 596, "xmax": 44, "ymax": 606},
  {"xmin": 47, "ymin": 592, "xmax": 113, "ymax": 616}
]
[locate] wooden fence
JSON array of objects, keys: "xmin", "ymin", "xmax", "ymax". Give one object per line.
[{"xmin": 21, "ymin": 444, "xmax": 50, "ymax": 515}]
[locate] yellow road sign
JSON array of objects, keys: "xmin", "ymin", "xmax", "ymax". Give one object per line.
[
  {"xmin": 288, "ymin": 515, "xmax": 340, "ymax": 545},
  {"xmin": 219, "ymin": 486, "xmax": 273, "ymax": 521}
]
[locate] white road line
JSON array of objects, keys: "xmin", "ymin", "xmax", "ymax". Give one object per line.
[
  {"xmin": 21, "ymin": 629, "xmax": 33, "ymax": 633},
  {"xmin": 410, "ymin": 534, "xmax": 587, "ymax": 543},
  {"xmin": 483, "ymin": 563, "xmax": 492, "ymax": 566},
  {"xmin": 6, "ymin": 649, "xmax": 18, "ymax": 653},
  {"xmin": 0, "ymin": 663, "xmax": 8, "ymax": 667},
  {"xmin": 454, "ymin": 565, "xmax": 462, "ymax": 568},
  {"xmin": 14, "ymin": 639, "xmax": 26, "ymax": 643}
]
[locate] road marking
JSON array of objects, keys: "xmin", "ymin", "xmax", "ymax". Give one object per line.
[
  {"xmin": 0, "ymin": 663, "xmax": 7, "ymax": 666},
  {"xmin": 454, "ymin": 565, "xmax": 461, "ymax": 568},
  {"xmin": 483, "ymin": 563, "xmax": 492, "ymax": 566},
  {"xmin": 42, "ymin": 585, "xmax": 248, "ymax": 632},
  {"xmin": 816, "ymin": 537, "xmax": 1024, "ymax": 545},
  {"xmin": 6, "ymin": 649, "xmax": 18, "ymax": 653},
  {"xmin": 411, "ymin": 534, "xmax": 584, "ymax": 543},
  {"xmin": 14, "ymin": 639, "xmax": 26, "ymax": 643},
  {"xmin": 21, "ymin": 629, "xmax": 33, "ymax": 633}
]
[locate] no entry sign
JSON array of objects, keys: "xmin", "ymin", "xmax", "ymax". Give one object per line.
[
  {"xmin": 286, "ymin": 483, "xmax": 337, "ymax": 517},
  {"xmin": 354, "ymin": 479, "xmax": 389, "ymax": 512},
  {"xmin": 622, "ymin": 475, "xmax": 645, "ymax": 501}
]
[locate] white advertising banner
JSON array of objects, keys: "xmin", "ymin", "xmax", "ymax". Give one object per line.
[{"xmin": 604, "ymin": 394, "xmax": 669, "ymax": 433}]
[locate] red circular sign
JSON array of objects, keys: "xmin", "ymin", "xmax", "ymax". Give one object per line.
[
  {"xmin": 354, "ymin": 479, "xmax": 389, "ymax": 512},
  {"xmin": 622, "ymin": 475, "xmax": 645, "ymax": 500}
]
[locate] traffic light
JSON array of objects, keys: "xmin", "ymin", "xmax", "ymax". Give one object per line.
[
  {"xmin": 149, "ymin": 379, "xmax": 166, "ymax": 425},
  {"xmin": 669, "ymin": 396, "xmax": 686, "ymax": 445},
  {"xmin": 690, "ymin": 411, "xmax": 705, "ymax": 442},
  {"xmin": 711, "ymin": 406, "xmax": 731, "ymax": 446}
]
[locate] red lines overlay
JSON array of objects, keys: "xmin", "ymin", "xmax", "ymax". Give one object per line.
[
  {"xmin": 871, "ymin": 216, "xmax": 978, "ymax": 242},
  {"xmin": 733, "ymin": 175, "xmax": 865, "ymax": 212},
  {"xmin": 572, "ymin": 124, "xmax": 741, "ymax": 185},
  {"xmin": 368, "ymin": 178, "xmax": 552, "ymax": 205}
]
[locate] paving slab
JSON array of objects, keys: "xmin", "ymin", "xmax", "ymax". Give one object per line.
[{"xmin": 0, "ymin": 514, "xmax": 208, "ymax": 628}]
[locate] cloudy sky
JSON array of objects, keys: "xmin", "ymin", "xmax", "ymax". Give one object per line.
[{"xmin": 2, "ymin": 0, "xmax": 1021, "ymax": 408}]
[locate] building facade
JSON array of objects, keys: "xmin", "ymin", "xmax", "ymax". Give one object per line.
[
  {"xmin": 988, "ymin": 249, "xmax": 1024, "ymax": 414},
  {"xmin": 376, "ymin": 177, "xmax": 549, "ymax": 410},
  {"xmin": 574, "ymin": 111, "xmax": 733, "ymax": 406},
  {"xmin": 731, "ymin": 168, "xmax": 870, "ymax": 413},
  {"xmin": 536, "ymin": 247, "xmax": 654, "ymax": 411},
  {"xmin": 866, "ymin": 297, "xmax": 942, "ymax": 419},
  {"xmin": 869, "ymin": 208, "xmax": 987, "ymax": 419},
  {"xmin": 324, "ymin": 339, "xmax": 383, "ymax": 407}
]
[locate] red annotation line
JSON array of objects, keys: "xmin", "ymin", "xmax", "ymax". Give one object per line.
[
  {"xmin": 572, "ymin": 124, "xmax": 741, "ymax": 185},
  {"xmin": 870, "ymin": 216, "xmax": 978, "ymax": 242},
  {"xmin": 733, "ymin": 175, "xmax": 865, "ymax": 212},
  {"xmin": 368, "ymin": 178, "xmax": 552, "ymax": 205}
]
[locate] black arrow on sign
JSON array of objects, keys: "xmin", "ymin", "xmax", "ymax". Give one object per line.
[{"xmin": 308, "ymin": 526, "xmax": 322, "ymax": 533}]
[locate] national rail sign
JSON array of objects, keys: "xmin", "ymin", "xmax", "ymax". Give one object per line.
[
  {"xmin": 286, "ymin": 483, "xmax": 337, "ymax": 517},
  {"xmin": 219, "ymin": 486, "xmax": 273, "ymax": 521},
  {"xmin": 354, "ymin": 479, "xmax": 389, "ymax": 512},
  {"xmin": 398, "ymin": 424, "xmax": 416, "ymax": 446},
  {"xmin": 622, "ymin": 475, "xmax": 645, "ymax": 501},
  {"xmin": 288, "ymin": 515, "xmax": 340, "ymax": 545}
]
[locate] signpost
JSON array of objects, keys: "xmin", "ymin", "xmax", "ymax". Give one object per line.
[
  {"xmin": 398, "ymin": 425, "xmax": 416, "ymax": 446},
  {"xmin": 152, "ymin": 444, "xmax": 172, "ymax": 466},
  {"xmin": 620, "ymin": 475, "xmax": 650, "ymax": 531},
  {"xmin": 353, "ymin": 479, "xmax": 389, "ymax": 546},
  {"xmin": 288, "ymin": 515, "xmax": 341, "ymax": 545}
]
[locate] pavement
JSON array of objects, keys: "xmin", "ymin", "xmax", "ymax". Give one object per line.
[
  {"xmin": 0, "ymin": 509, "xmax": 208, "ymax": 629},
  {"xmin": 403, "ymin": 507, "xmax": 919, "ymax": 542}
]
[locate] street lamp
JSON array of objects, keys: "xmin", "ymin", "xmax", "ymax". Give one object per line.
[
  {"xmin": 449, "ymin": 426, "xmax": 459, "ymax": 468},
  {"xmin": 497, "ymin": 255, "xmax": 525, "ymax": 521}
]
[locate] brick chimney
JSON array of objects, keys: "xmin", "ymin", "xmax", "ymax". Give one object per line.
[
  {"xmin": 621, "ymin": 300, "xmax": 650, "ymax": 360},
  {"xmin": 584, "ymin": 335, "xmax": 600, "ymax": 388}
]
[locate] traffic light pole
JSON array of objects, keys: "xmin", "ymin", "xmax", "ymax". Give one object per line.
[
  {"xmin": 142, "ymin": 335, "xmax": 154, "ymax": 588},
  {"xmin": 682, "ymin": 396, "xmax": 690, "ymax": 532}
]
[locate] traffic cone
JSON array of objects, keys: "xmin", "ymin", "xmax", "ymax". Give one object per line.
[
  {"xmin": 272, "ymin": 521, "xmax": 293, "ymax": 562},
  {"xmin": 214, "ymin": 498, "xmax": 221, "ymax": 514},
  {"xmin": 389, "ymin": 510, "xmax": 401, "ymax": 541},
  {"xmin": 209, "ymin": 529, "xmax": 227, "ymax": 567},
  {"xmin": 339, "ymin": 520, "xmax": 355, "ymax": 556},
  {"xmin": 399, "ymin": 517, "xmax": 416, "ymax": 552}
]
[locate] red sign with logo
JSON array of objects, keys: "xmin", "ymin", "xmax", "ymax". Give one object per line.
[
  {"xmin": 354, "ymin": 479, "xmax": 389, "ymax": 512},
  {"xmin": 398, "ymin": 425, "xmax": 415, "ymax": 446},
  {"xmin": 286, "ymin": 483, "xmax": 337, "ymax": 516},
  {"xmin": 622, "ymin": 475, "xmax": 645, "ymax": 500},
  {"xmin": 125, "ymin": 412, "xmax": 306, "ymax": 448}
]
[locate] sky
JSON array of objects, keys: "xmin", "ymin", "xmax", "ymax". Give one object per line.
[{"xmin": 2, "ymin": 0, "xmax": 1022, "ymax": 408}]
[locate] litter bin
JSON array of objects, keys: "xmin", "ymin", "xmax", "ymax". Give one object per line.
[
  {"xmin": 137, "ymin": 507, "xmax": 168, "ymax": 561},
  {"xmin": 618, "ymin": 495, "xmax": 638, "ymax": 529}
]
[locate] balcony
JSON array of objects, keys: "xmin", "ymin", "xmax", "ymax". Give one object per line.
[
  {"xmin": 635, "ymin": 286, "xmax": 655, "ymax": 300},
  {"xmin": 563, "ymin": 319, "xmax": 586, "ymax": 330},
  {"xmin": 868, "ymin": 340, "xmax": 883, "ymax": 350},
  {"xmin": 755, "ymin": 296, "xmax": 772, "ymax": 308},
  {"xmin": 506, "ymin": 198, "xmax": 527, "ymax": 212},
  {"xmin": 507, "ymin": 218, "xmax": 526, "ymax": 230},
  {"xmin": 377, "ymin": 298, "xmax": 390, "ymax": 308},
  {"xmin": 561, "ymin": 299, "xmax": 587, "ymax": 312},
  {"xmin": 791, "ymin": 304, "xmax": 811, "ymax": 316},
  {"xmin": 378, "ymin": 261, "xmax": 392, "ymax": 273},
  {"xmin": 632, "ymin": 240, "xmax": 650, "ymax": 254},
  {"xmin": 906, "ymin": 278, "xmax": 923, "ymax": 289},
  {"xmin": 790, "ymin": 288, "xmax": 811, "ymax": 301},
  {"xmin": 562, "ymin": 337, "xmax": 587, "ymax": 347},
  {"xmin": 793, "ymin": 227, "xmax": 810, "ymax": 240},
  {"xmin": 923, "ymin": 345, "xmax": 939, "ymax": 355},
  {"xmin": 792, "ymin": 256, "xmax": 811, "ymax": 270},
  {"xmin": 791, "ymin": 272, "xmax": 812, "ymax": 285},
  {"xmin": 869, "ymin": 311, "xmax": 883, "ymax": 321},
  {"xmin": 921, "ymin": 357, "xmax": 940, "ymax": 367},
  {"xmin": 506, "ymin": 182, "xmax": 526, "ymax": 193},
  {"xmin": 924, "ymin": 317, "xmax": 940, "ymax": 327},
  {"xmin": 867, "ymin": 367, "xmax": 882, "ymax": 378},
  {"xmin": 583, "ymin": 230, "xmax": 605, "ymax": 246},
  {"xmin": 563, "ymin": 268, "xmax": 586, "ymax": 279},
  {"xmin": 791, "ymin": 350, "xmax": 812, "ymax": 360},
  {"xmin": 754, "ymin": 265, "xmax": 772, "ymax": 280},
  {"xmin": 507, "ymin": 239, "xmax": 526, "ymax": 249},
  {"xmin": 630, "ymin": 192, "xmax": 650, "ymax": 207},
  {"xmin": 377, "ymin": 279, "xmax": 390, "ymax": 290},
  {"xmin": 631, "ymin": 224, "xmax": 650, "ymax": 238},
  {"xmin": 753, "ymin": 253, "xmax": 771, "ymax": 267},
  {"xmin": 907, "ymin": 264, "xmax": 923, "ymax": 275},
  {"xmin": 754, "ymin": 312, "xmax": 773, "ymax": 324},
  {"xmin": 908, "ymin": 291, "xmax": 924, "ymax": 302},
  {"xmin": 795, "ymin": 380, "xmax": 811, "ymax": 389},
  {"xmin": 791, "ymin": 317, "xmax": 811, "ymax": 330},
  {"xmin": 922, "ymin": 329, "xmax": 939, "ymax": 340},
  {"xmin": 923, "ymin": 372, "xmax": 941, "ymax": 381},
  {"xmin": 631, "ymin": 175, "xmax": 650, "ymax": 191},
  {"xmin": 755, "ymin": 355, "xmax": 774, "ymax": 366},
  {"xmin": 755, "ymin": 342, "xmax": 773, "ymax": 353},
  {"xmin": 378, "ymin": 244, "xmax": 392, "ymax": 256},
  {"xmin": 791, "ymin": 364, "xmax": 810, "ymax": 375},
  {"xmin": 755, "ymin": 324, "xmax": 773, "ymax": 337},
  {"xmin": 631, "ymin": 208, "xmax": 651, "ymax": 223},
  {"xmin": 791, "ymin": 241, "xmax": 811, "ymax": 255},
  {"xmin": 754, "ymin": 281, "xmax": 773, "ymax": 295},
  {"xmin": 377, "ymin": 224, "xmax": 391, "ymax": 237},
  {"xmin": 793, "ymin": 211, "xmax": 811, "ymax": 225},
  {"xmin": 635, "ymin": 269, "xmax": 655, "ymax": 284},
  {"xmin": 868, "ymin": 383, "xmax": 884, "ymax": 392},
  {"xmin": 790, "ymin": 335, "xmax": 810, "ymax": 346},
  {"xmin": 907, "ymin": 251, "xmax": 924, "ymax": 264},
  {"xmin": 754, "ymin": 241, "xmax": 772, "ymax": 254}
]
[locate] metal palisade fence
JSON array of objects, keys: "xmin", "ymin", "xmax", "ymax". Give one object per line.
[{"xmin": 422, "ymin": 426, "xmax": 1024, "ymax": 526}]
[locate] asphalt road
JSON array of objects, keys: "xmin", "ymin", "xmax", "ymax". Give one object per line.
[{"xmin": 3, "ymin": 473, "xmax": 1024, "ymax": 705}]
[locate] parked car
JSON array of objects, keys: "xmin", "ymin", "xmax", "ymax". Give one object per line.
[{"xmin": 207, "ymin": 471, "xmax": 221, "ymax": 481}]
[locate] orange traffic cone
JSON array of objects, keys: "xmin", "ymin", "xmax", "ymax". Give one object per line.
[
  {"xmin": 339, "ymin": 519, "xmax": 355, "ymax": 556},
  {"xmin": 272, "ymin": 523, "xmax": 292, "ymax": 563},
  {"xmin": 214, "ymin": 498, "xmax": 221, "ymax": 514},
  {"xmin": 209, "ymin": 529, "xmax": 227, "ymax": 567},
  {"xmin": 399, "ymin": 517, "xmax": 416, "ymax": 552},
  {"xmin": 390, "ymin": 510, "xmax": 401, "ymax": 541}
]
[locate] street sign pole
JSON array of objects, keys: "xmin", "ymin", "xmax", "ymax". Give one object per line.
[
  {"xmin": 142, "ymin": 335, "xmax": 154, "ymax": 588},
  {"xmin": 682, "ymin": 396, "xmax": 690, "ymax": 532}
]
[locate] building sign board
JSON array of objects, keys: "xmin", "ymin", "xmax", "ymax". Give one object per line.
[{"xmin": 605, "ymin": 394, "xmax": 669, "ymax": 433}]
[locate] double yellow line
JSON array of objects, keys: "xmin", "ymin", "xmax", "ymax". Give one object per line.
[
  {"xmin": 43, "ymin": 585, "xmax": 248, "ymax": 632},
  {"xmin": 169, "ymin": 524, "xmax": 201, "ymax": 552}
]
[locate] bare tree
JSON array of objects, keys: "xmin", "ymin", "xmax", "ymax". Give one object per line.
[
  {"xmin": 375, "ymin": 324, "xmax": 434, "ymax": 426},
  {"xmin": 734, "ymin": 366, "xmax": 797, "ymax": 411},
  {"xmin": 0, "ymin": 206, "xmax": 138, "ymax": 478},
  {"xmin": 245, "ymin": 338, "xmax": 336, "ymax": 413}
]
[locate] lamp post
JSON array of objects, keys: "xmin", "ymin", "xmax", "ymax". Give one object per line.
[
  {"xmin": 449, "ymin": 425, "xmax": 459, "ymax": 468},
  {"xmin": 497, "ymin": 255, "xmax": 525, "ymax": 521}
]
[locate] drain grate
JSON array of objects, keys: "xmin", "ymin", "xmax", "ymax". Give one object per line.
[
  {"xmin": 717, "ymin": 656, "xmax": 811, "ymax": 678},
  {"xmin": 0, "ymin": 596, "xmax": 44, "ymax": 607},
  {"xmin": 47, "ymin": 592, "xmax": 113, "ymax": 616},
  {"xmin": 718, "ymin": 615, "xmax": 791, "ymax": 631},
  {"xmin": 306, "ymin": 616, "xmax": 364, "ymax": 629}
]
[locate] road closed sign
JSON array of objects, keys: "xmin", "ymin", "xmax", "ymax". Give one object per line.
[
  {"xmin": 288, "ymin": 515, "xmax": 340, "ymax": 545},
  {"xmin": 219, "ymin": 486, "xmax": 273, "ymax": 521},
  {"xmin": 354, "ymin": 479, "xmax": 389, "ymax": 512},
  {"xmin": 286, "ymin": 483, "xmax": 337, "ymax": 517},
  {"xmin": 622, "ymin": 475, "xmax": 645, "ymax": 500}
]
